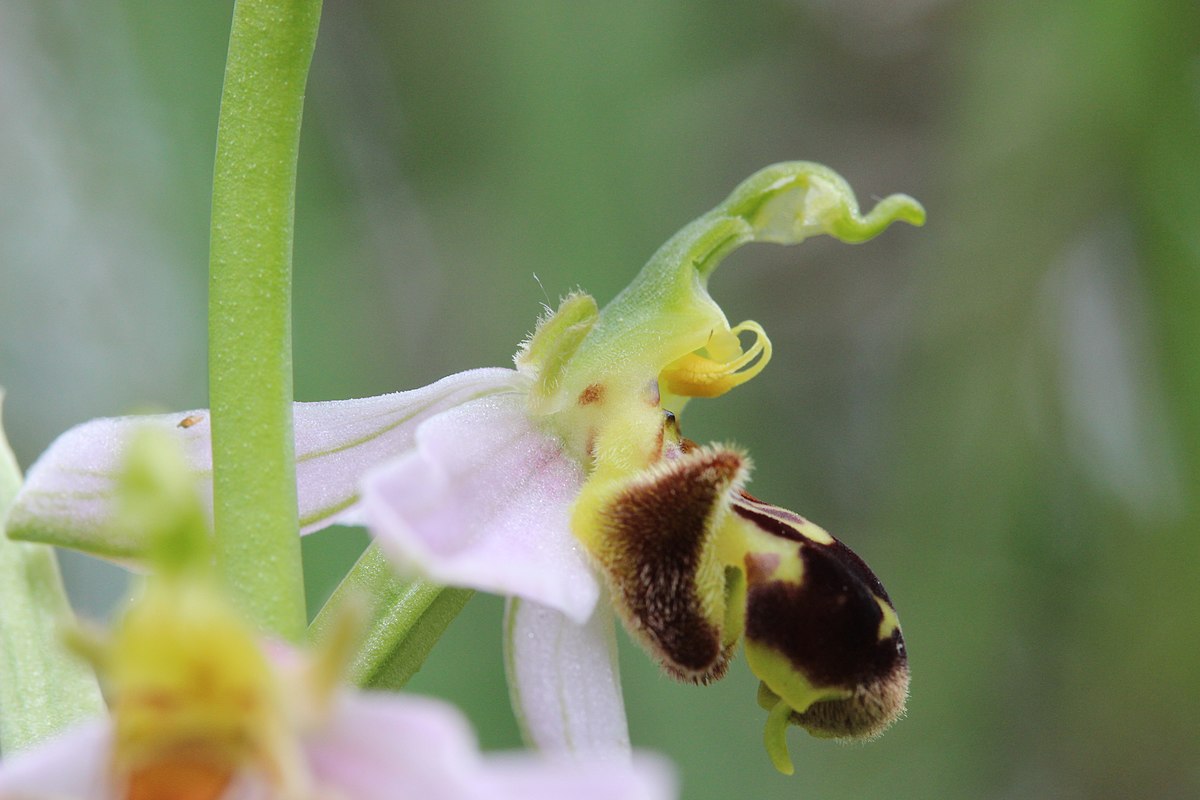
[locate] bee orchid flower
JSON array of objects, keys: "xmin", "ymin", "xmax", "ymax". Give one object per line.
[{"xmin": 6, "ymin": 163, "xmax": 924, "ymax": 773}]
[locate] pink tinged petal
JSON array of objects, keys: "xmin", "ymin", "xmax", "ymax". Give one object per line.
[
  {"xmin": 362, "ymin": 394, "xmax": 599, "ymax": 623},
  {"xmin": 5, "ymin": 408, "xmax": 215, "ymax": 559},
  {"xmin": 504, "ymin": 597, "xmax": 631, "ymax": 756},
  {"xmin": 6, "ymin": 368, "xmax": 525, "ymax": 558},
  {"xmin": 0, "ymin": 720, "xmax": 113, "ymax": 797},
  {"xmin": 307, "ymin": 692, "xmax": 675, "ymax": 800},
  {"xmin": 291, "ymin": 368, "xmax": 528, "ymax": 532}
]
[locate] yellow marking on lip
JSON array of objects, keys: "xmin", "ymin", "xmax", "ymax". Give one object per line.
[{"xmin": 876, "ymin": 596, "xmax": 900, "ymax": 641}]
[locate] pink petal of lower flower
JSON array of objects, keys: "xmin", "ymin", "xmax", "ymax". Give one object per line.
[
  {"xmin": 362, "ymin": 394, "xmax": 598, "ymax": 623},
  {"xmin": 0, "ymin": 720, "xmax": 112, "ymax": 796},
  {"xmin": 305, "ymin": 692, "xmax": 479, "ymax": 799},
  {"xmin": 504, "ymin": 597, "xmax": 630, "ymax": 756},
  {"xmin": 306, "ymin": 692, "xmax": 674, "ymax": 800}
]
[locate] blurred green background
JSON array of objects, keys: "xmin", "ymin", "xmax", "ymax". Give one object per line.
[{"xmin": 3, "ymin": 1, "xmax": 1200, "ymax": 797}]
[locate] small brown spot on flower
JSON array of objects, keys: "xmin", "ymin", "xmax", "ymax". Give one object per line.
[
  {"xmin": 177, "ymin": 414, "xmax": 205, "ymax": 429},
  {"xmin": 128, "ymin": 690, "xmax": 181, "ymax": 714},
  {"xmin": 190, "ymin": 660, "xmax": 218, "ymax": 699},
  {"xmin": 578, "ymin": 383, "xmax": 605, "ymax": 405}
]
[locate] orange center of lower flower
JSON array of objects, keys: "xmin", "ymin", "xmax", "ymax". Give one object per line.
[{"xmin": 125, "ymin": 752, "xmax": 235, "ymax": 800}]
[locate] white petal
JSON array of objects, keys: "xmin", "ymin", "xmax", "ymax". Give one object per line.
[
  {"xmin": 0, "ymin": 720, "xmax": 113, "ymax": 797},
  {"xmin": 504, "ymin": 597, "xmax": 631, "ymax": 756},
  {"xmin": 362, "ymin": 394, "xmax": 599, "ymax": 623},
  {"xmin": 6, "ymin": 368, "xmax": 524, "ymax": 558},
  {"xmin": 307, "ymin": 691, "xmax": 674, "ymax": 800}
]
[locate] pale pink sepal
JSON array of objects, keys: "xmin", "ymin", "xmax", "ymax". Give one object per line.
[
  {"xmin": 5, "ymin": 368, "xmax": 525, "ymax": 559},
  {"xmin": 362, "ymin": 394, "xmax": 599, "ymax": 624},
  {"xmin": 504, "ymin": 597, "xmax": 631, "ymax": 757},
  {"xmin": 291, "ymin": 368, "xmax": 528, "ymax": 532}
]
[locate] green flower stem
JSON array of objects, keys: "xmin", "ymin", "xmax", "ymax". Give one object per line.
[
  {"xmin": 309, "ymin": 544, "xmax": 473, "ymax": 690},
  {"xmin": 208, "ymin": 0, "xmax": 322, "ymax": 641},
  {"xmin": 0, "ymin": 394, "xmax": 104, "ymax": 754}
]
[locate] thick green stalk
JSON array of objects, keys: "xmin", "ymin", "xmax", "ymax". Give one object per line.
[
  {"xmin": 309, "ymin": 545, "xmax": 473, "ymax": 690},
  {"xmin": 0, "ymin": 394, "xmax": 104, "ymax": 754},
  {"xmin": 208, "ymin": 0, "xmax": 322, "ymax": 640}
]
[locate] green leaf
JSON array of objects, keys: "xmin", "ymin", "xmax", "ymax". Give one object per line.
[{"xmin": 0, "ymin": 392, "xmax": 104, "ymax": 754}]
